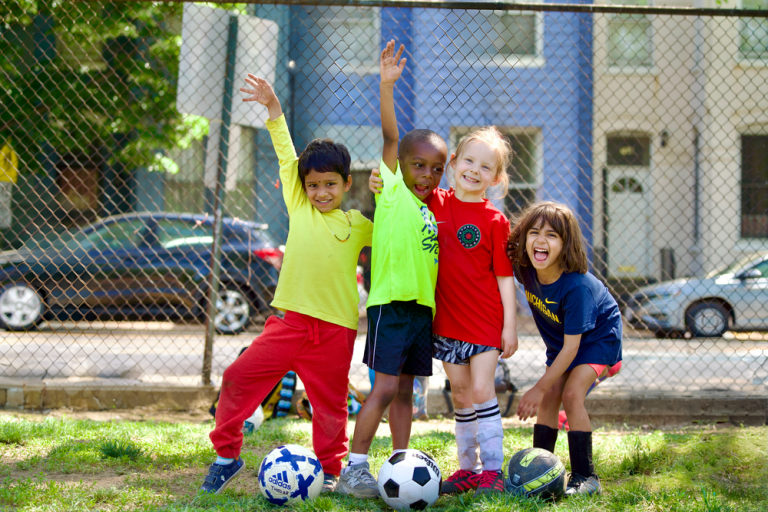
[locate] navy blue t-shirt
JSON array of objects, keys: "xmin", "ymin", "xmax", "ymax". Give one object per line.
[{"xmin": 515, "ymin": 264, "xmax": 623, "ymax": 370}]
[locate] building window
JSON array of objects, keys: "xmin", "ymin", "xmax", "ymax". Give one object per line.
[
  {"xmin": 317, "ymin": 6, "xmax": 381, "ymax": 74},
  {"xmin": 739, "ymin": 0, "xmax": 768, "ymax": 61},
  {"xmin": 450, "ymin": 1, "xmax": 543, "ymax": 65},
  {"xmin": 606, "ymin": 135, "xmax": 651, "ymax": 167},
  {"xmin": 607, "ymin": 0, "xmax": 653, "ymax": 69},
  {"xmin": 451, "ymin": 128, "xmax": 539, "ymax": 215},
  {"xmin": 741, "ymin": 135, "xmax": 768, "ymax": 238}
]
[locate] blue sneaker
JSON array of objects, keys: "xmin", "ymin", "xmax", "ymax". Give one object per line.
[{"xmin": 201, "ymin": 458, "xmax": 246, "ymax": 494}]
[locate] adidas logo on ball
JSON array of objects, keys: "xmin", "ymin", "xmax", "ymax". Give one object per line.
[{"xmin": 268, "ymin": 470, "xmax": 292, "ymax": 490}]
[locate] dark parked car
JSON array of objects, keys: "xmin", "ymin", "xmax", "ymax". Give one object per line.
[{"xmin": 0, "ymin": 213, "xmax": 283, "ymax": 334}]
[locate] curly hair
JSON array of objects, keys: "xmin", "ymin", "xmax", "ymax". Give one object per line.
[{"xmin": 508, "ymin": 201, "xmax": 588, "ymax": 274}]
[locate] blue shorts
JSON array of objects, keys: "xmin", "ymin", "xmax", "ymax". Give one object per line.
[{"xmin": 363, "ymin": 301, "xmax": 433, "ymax": 377}]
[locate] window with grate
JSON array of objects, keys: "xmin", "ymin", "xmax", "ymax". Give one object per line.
[
  {"xmin": 741, "ymin": 135, "xmax": 768, "ymax": 238},
  {"xmin": 316, "ymin": 6, "xmax": 381, "ymax": 74},
  {"xmin": 607, "ymin": 0, "xmax": 653, "ymax": 69},
  {"xmin": 739, "ymin": 0, "xmax": 768, "ymax": 61},
  {"xmin": 606, "ymin": 135, "xmax": 651, "ymax": 167},
  {"xmin": 449, "ymin": 1, "xmax": 543, "ymax": 65}
]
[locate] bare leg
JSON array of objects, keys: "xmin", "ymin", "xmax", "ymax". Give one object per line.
[
  {"xmin": 350, "ymin": 371, "xmax": 400, "ymax": 455},
  {"xmin": 467, "ymin": 351, "xmax": 500, "ymax": 404},
  {"xmin": 537, "ymin": 372, "xmax": 568, "ymax": 429},
  {"xmin": 561, "ymin": 365, "xmax": 600, "ymax": 432},
  {"xmin": 442, "ymin": 362, "xmax": 472, "ymax": 409},
  {"xmin": 389, "ymin": 373, "xmax": 415, "ymax": 450}
]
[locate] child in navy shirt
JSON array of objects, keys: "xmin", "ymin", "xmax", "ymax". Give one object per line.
[{"xmin": 508, "ymin": 201, "xmax": 622, "ymax": 497}]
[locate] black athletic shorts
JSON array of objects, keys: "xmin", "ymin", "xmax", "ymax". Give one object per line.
[{"xmin": 363, "ymin": 301, "xmax": 433, "ymax": 377}]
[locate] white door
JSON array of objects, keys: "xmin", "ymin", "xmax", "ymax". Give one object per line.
[{"xmin": 607, "ymin": 168, "xmax": 653, "ymax": 278}]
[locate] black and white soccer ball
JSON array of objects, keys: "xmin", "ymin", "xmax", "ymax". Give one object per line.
[
  {"xmin": 258, "ymin": 444, "xmax": 323, "ymax": 506},
  {"xmin": 377, "ymin": 449, "xmax": 442, "ymax": 510}
]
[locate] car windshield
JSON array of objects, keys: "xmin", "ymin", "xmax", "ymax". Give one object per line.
[
  {"xmin": 707, "ymin": 253, "xmax": 768, "ymax": 278},
  {"xmin": 22, "ymin": 218, "xmax": 150, "ymax": 251}
]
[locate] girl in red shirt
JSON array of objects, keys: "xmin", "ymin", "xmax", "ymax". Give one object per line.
[{"xmin": 370, "ymin": 127, "xmax": 518, "ymax": 496}]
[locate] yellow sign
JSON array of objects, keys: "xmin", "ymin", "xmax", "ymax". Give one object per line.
[{"xmin": 0, "ymin": 143, "xmax": 19, "ymax": 184}]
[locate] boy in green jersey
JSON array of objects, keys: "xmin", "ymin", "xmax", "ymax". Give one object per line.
[{"xmin": 338, "ymin": 41, "xmax": 448, "ymax": 498}]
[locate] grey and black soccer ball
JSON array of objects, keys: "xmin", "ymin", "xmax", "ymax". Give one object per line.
[
  {"xmin": 377, "ymin": 449, "xmax": 442, "ymax": 510},
  {"xmin": 505, "ymin": 447, "xmax": 566, "ymax": 500}
]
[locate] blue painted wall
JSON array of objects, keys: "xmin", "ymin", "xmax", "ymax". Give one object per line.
[{"xmin": 290, "ymin": 2, "xmax": 594, "ymax": 247}]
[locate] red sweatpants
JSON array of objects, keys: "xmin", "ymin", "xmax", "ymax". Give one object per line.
[{"xmin": 209, "ymin": 311, "xmax": 356, "ymax": 476}]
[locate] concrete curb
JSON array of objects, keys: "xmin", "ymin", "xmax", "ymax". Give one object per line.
[{"xmin": 0, "ymin": 379, "xmax": 765, "ymax": 427}]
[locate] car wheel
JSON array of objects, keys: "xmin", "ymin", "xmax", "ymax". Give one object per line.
[
  {"xmin": 686, "ymin": 301, "xmax": 729, "ymax": 338},
  {"xmin": 214, "ymin": 285, "xmax": 253, "ymax": 335},
  {"xmin": 0, "ymin": 284, "xmax": 44, "ymax": 331}
]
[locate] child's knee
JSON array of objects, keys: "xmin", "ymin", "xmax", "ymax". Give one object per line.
[
  {"xmin": 471, "ymin": 381, "xmax": 495, "ymax": 403},
  {"xmin": 561, "ymin": 388, "xmax": 585, "ymax": 410}
]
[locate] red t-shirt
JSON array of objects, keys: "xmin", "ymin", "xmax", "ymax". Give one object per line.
[{"xmin": 426, "ymin": 188, "xmax": 514, "ymax": 348}]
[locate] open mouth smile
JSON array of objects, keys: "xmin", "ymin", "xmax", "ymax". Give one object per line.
[
  {"xmin": 462, "ymin": 175, "xmax": 480, "ymax": 184},
  {"xmin": 533, "ymin": 248, "xmax": 549, "ymax": 262},
  {"xmin": 413, "ymin": 184, "xmax": 429, "ymax": 195}
]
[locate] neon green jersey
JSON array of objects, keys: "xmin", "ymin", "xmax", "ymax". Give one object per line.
[{"xmin": 366, "ymin": 160, "xmax": 438, "ymax": 315}]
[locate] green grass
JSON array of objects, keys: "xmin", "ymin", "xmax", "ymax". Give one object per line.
[{"xmin": 0, "ymin": 414, "xmax": 764, "ymax": 511}]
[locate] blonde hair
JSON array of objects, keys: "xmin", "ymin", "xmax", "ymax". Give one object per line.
[{"xmin": 449, "ymin": 127, "xmax": 512, "ymax": 198}]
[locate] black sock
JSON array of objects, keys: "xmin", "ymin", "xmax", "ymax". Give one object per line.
[
  {"xmin": 533, "ymin": 424, "xmax": 559, "ymax": 453},
  {"xmin": 567, "ymin": 430, "xmax": 595, "ymax": 478}
]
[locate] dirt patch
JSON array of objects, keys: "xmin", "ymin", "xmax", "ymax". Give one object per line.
[{"xmin": 0, "ymin": 407, "xmax": 214, "ymax": 425}]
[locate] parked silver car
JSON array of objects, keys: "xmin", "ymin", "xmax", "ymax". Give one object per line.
[{"xmin": 625, "ymin": 252, "xmax": 768, "ymax": 337}]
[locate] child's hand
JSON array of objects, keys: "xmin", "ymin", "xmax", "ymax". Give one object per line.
[
  {"xmin": 500, "ymin": 326, "xmax": 518, "ymax": 359},
  {"xmin": 380, "ymin": 40, "xmax": 406, "ymax": 85},
  {"xmin": 369, "ymin": 168, "xmax": 383, "ymax": 194},
  {"xmin": 241, "ymin": 74, "xmax": 282, "ymax": 121},
  {"xmin": 517, "ymin": 386, "xmax": 545, "ymax": 422},
  {"xmin": 241, "ymin": 74, "xmax": 277, "ymax": 106},
  {"xmin": 506, "ymin": 239, "xmax": 518, "ymax": 261}
]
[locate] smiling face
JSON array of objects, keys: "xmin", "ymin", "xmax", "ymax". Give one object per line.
[
  {"xmin": 525, "ymin": 220, "xmax": 564, "ymax": 277},
  {"xmin": 400, "ymin": 140, "xmax": 447, "ymax": 201},
  {"xmin": 303, "ymin": 170, "xmax": 352, "ymax": 212},
  {"xmin": 451, "ymin": 140, "xmax": 499, "ymax": 200}
]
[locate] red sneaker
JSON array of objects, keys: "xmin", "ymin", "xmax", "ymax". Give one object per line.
[
  {"xmin": 558, "ymin": 410, "xmax": 569, "ymax": 431},
  {"xmin": 440, "ymin": 469, "xmax": 478, "ymax": 495},
  {"xmin": 473, "ymin": 470, "xmax": 504, "ymax": 496}
]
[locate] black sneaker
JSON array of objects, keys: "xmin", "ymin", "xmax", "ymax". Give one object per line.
[
  {"xmin": 565, "ymin": 473, "xmax": 602, "ymax": 496},
  {"xmin": 200, "ymin": 458, "xmax": 246, "ymax": 494}
]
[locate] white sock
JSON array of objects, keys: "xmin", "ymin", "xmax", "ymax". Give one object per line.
[
  {"xmin": 474, "ymin": 398, "xmax": 504, "ymax": 472},
  {"xmin": 215, "ymin": 456, "xmax": 235, "ymax": 466},
  {"xmin": 454, "ymin": 407, "xmax": 481, "ymax": 472},
  {"xmin": 392, "ymin": 449, "xmax": 407, "ymax": 454},
  {"xmin": 343, "ymin": 452, "xmax": 368, "ymax": 473}
]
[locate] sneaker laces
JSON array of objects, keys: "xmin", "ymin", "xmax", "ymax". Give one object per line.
[
  {"xmin": 446, "ymin": 469, "xmax": 475, "ymax": 483},
  {"xmin": 473, "ymin": 470, "xmax": 501, "ymax": 488},
  {"xmin": 348, "ymin": 464, "xmax": 377, "ymax": 486}
]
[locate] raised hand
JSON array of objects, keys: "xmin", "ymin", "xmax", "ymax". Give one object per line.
[
  {"xmin": 241, "ymin": 74, "xmax": 277, "ymax": 105},
  {"xmin": 380, "ymin": 40, "xmax": 406, "ymax": 85},
  {"xmin": 240, "ymin": 73, "xmax": 282, "ymax": 120}
]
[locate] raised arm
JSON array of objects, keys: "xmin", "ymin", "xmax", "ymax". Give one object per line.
[
  {"xmin": 241, "ymin": 74, "xmax": 304, "ymax": 213},
  {"xmin": 380, "ymin": 40, "xmax": 406, "ymax": 173},
  {"xmin": 241, "ymin": 74, "xmax": 282, "ymax": 120}
]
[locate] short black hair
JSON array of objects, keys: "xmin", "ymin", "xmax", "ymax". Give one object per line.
[
  {"xmin": 297, "ymin": 138, "xmax": 351, "ymax": 186},
  {"xmin": 398, "ymin": 129, "xmax": 447, "ymax": 161}
]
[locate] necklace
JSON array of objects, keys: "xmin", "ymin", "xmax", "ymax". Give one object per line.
[{"xmin": 327, "ymin": 211, "xmax": 351, "ymax": 242}]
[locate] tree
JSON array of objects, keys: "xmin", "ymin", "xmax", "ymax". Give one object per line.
[{"xmin": 0, "ymin": 0, "xmax": 187, "ymax": 176}]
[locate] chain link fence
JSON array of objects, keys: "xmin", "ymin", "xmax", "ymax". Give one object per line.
[{"xmin": 0, "ymin": 0, "xmax": 766, "ymax": 398}]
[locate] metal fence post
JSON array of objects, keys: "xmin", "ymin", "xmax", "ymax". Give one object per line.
[{"xmin": 202, "ymin": 15, "xmax": 238, "ymax": 387}]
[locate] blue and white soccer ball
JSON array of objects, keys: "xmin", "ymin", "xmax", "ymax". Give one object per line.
[
  {"xmin": 258, "ymin": 444, "xmax": 323, "ymax": 506},
  {"xmin": 378, "ymin": 449, "xmax": 442, "ymax": 510}
]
